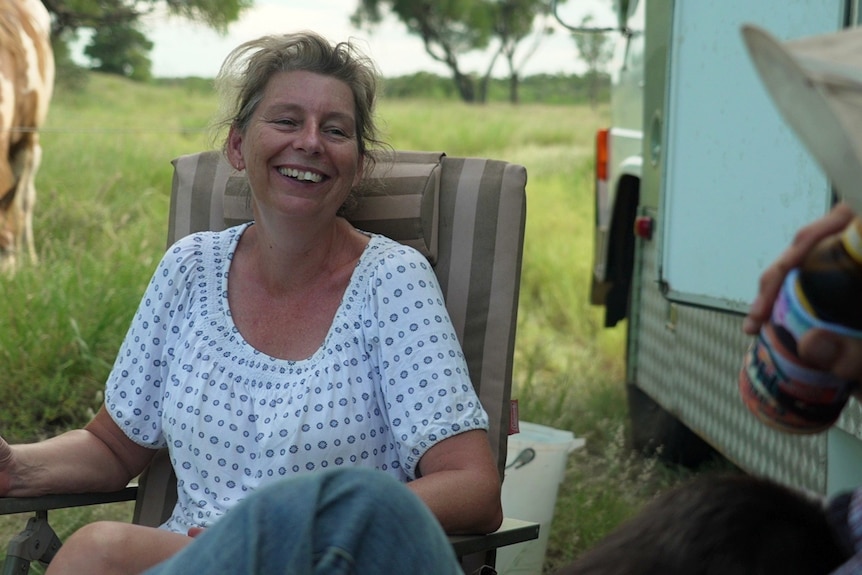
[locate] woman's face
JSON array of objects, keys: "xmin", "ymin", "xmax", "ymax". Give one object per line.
[{"xmin": 227, "ymin": 70, "xmax": 363, "ymax": 222}]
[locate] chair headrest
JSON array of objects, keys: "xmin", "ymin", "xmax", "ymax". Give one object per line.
[
  {"xmin": 347, "ymin": 150, "xmax": 443, "ymax": 264},
  {"xmin": 173, "ymin": 150, "xmax": 444, "ymax": 264}
]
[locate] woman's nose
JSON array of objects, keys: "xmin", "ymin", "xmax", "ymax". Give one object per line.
[{"xmin": 293, "ymin": 122, "xmax": 323, "ymax": 153}]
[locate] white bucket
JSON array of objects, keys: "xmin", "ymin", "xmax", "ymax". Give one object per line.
[{"xmin": 496, "ymin": 421, "xmax": 585, "ymax": 575}]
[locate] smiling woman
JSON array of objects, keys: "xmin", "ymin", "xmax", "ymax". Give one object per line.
[{"xmin": 0, "ymin": 30, "xmax": 503, "ymax": 575}]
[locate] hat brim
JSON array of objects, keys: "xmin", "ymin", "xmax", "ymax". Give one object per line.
[{"xmin": 742, "ymin": 24, "xmax": 862, "ymax": 214}]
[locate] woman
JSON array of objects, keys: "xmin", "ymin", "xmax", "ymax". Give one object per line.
[{"xmin": 0, "ymin": 31, "xmax": 502, "ymax": 574}]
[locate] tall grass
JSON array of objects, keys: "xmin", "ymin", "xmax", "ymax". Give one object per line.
[
  {"xmin": 1, "ymin": 74, "xmax": 213, "ymax": 441},
  {"xmin": 0, "ymin": 75, "xmax": 693, "ymax": 573}
]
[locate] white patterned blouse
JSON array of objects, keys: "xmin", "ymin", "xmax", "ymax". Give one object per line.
[{"xmin": 104, "ymin": 223, "xmax": 488, "ymax": 533}]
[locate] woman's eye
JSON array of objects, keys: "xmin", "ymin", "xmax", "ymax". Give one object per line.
[{"xmin": 325, "ymin": 126, "xmax": 352, "ymax": 138}]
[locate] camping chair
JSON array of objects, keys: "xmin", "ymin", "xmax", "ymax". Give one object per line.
[{"xmin": 0, "ymin": 149, "xmax": 537, "ymax": 574}]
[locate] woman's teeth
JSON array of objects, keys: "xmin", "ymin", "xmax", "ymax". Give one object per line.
[{"xmin": 279, "ymin": 167, "xmax": 323, "ymax": 183}]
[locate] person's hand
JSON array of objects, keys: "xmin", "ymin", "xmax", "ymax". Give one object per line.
[
  {"xmin": 797, "ymin": 329, "xmax": 862, "ymax": 384},
  {"xmin": 742, "ymin": 202, "xmax": 862, "ymax": 384},
  {"xmin": 742, "ymin": 202, "xmax": 856, "ymax": 336},
  {"xmin": 188, "ymin": 527, "xmax": 206, "ymax": 538}
]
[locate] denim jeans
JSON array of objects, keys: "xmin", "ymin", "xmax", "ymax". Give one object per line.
[{"xmin": 142, "ymin": 467, "xmax": 463, "ymax": 575}]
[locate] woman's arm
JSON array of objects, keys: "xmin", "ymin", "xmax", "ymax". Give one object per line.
[
  {"xmin": 1, "ymin": 406, "xmax": 156, "ymax": 497},
  {"xmin": 408, "ymin": 429, "xmax": 503, "ymax": 535}
]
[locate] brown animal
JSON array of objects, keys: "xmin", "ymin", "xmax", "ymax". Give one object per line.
[{"xmin": 0, "ymin": 0, "xmax": 53, "ymax": 271}]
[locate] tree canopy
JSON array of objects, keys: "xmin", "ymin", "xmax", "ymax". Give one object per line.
[
  {"xmin": 571, "ymin": 14, "xmax": 614, "ymax": 108},
  {"xmin": 42, "ymin": 0, "xmax": 576, "ymax": 97},
  {"xmin": 43, "ymin": 0, "xmax": 251, "ymax": 36},
  {"xmin": 84, "ymin": 22, "xmax": 154, "ymax": 82},
  {"xmin": 43, "ymin": 0, "xmax": 251, "ymax": 82},
  {"xmin": 352, "ymin": 0, "xmax": 564, "ymax": 103}
]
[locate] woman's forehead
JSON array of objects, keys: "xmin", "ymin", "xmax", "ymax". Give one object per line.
[{"xmin": 260, "ymin": 70, "xmax": 356, "ymax": 116}]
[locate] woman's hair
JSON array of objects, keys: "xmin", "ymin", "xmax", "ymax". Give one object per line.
[{"xmin": 211, "ymin": 31, "xmax": 389, "ymax": 209}]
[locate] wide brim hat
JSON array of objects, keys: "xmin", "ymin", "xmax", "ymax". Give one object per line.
[{"xmin": 742, "ymin": 24, "xmax": 862, "ymax": 214}]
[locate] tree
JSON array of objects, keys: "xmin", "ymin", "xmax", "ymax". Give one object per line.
[
  {"xmin": 85, "ymin": 22, "xmax": 154, "ymax": 81},
  {"xmin": 354, "ymin": 0, "xmax": 559, "ymax": 104},
  {"xmin": 571, "ymin": 14, "xmax": 614, "ymax": 108},
  {"xmin": 490, "ymin": 0, "xmax": 555, "ymax": 104},
  {"xmin": 42, "ymin": 0, "xmax": 251, "ymax": 82},
  {"xmin": 352, "ymin": 0, "xmax": 494, "ymax": 102},
  {"xmin": 43, "ymin": 0, "xmax": 251, "ymax": 37}
]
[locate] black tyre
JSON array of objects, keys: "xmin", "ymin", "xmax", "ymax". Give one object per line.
[{"xmin": 626, "ymin": 383, "xmax": 720, "ymax": 468}]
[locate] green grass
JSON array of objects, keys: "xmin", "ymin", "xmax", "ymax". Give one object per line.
[
  {"xmin": 0, "ymin": 74, "xmax": 694, "ymax": 572},
  {"xmin": 1, "ymin": 74, "xmax": 212, "ymax": 441}
]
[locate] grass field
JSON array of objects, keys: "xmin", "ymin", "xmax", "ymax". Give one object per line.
[{"xmin": 0, "ymin": 73, "xmax": 695, "ymax": 573}]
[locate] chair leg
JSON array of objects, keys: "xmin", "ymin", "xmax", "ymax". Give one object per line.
[
  {"xmin": 3, "ymin": 511, "xmax": 62, "ymax": 574},
  {"xmin": 460, "ymin": 550, "xmax": 497, "ymax": 575}
]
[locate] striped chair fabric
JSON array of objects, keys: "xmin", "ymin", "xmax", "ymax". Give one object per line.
[{"xmin": 137, "ymin": 148, "xmax": 528, "ymax": 547}]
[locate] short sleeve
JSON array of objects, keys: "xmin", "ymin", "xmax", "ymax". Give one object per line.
[
  {"xmin": 104, "ymin": 237, "xmax": 200, "ymax": 448},
  {"xmin": 364, "ymin": 243, "xmax": 489, "ymax": 478}
]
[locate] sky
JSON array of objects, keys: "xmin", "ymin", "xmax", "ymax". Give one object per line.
[{"xmin": 136, "ymin": 0, "xmax": 617, "ymax": 79}]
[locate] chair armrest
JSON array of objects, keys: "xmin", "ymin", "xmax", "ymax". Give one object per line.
[
  {"xmin": 448, "ymin": 517, "xmax": 540, "ymax": 558},
  {"xmin": 1, "ymin": 493, "xmax": 537, "ymax": 571},
  {"xmin": 1, "ymin": 488, "xmax": 138, "ymax": 573},
  {"xmin": 0, "ymin": 487, "xmax": 138, "ymax": 516}
]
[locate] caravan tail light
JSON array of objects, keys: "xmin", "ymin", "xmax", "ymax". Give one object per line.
[
  {"xmin": 634, "ymin": 216, "xmax": 654, "ymax": 240},
  {"xmin": 596, "ymin": 129, "xmax": 609, "ymax": 182}
]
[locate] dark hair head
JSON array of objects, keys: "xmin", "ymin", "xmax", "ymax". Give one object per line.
[{"xmin": 556, "ymin": 474, "xmax": 852, "ymax": 575}]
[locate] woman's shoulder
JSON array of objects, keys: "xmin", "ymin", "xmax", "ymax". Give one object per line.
[
  {"xmin": 357, "ymin": 235, "xmax": 440, "ymax": 298},
  {"xmin": 365, "ymin": 234, "xmax": 431, "ymax": 269},
  {"xmin": 160, "ymin": 224, "xmax": 247, "ymax": 272},
  {"xmin": 168, "ymin": 224, "xmax": 245, "ymax": 251}
]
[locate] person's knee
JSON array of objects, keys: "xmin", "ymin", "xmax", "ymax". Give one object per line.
[
  {"xmin": 323, "ymin": 467, "xmax": 414, "ymax": 508},
  {"xmin": 46, "ymin": 521, "xmax": 132, "ymax": 575}
]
